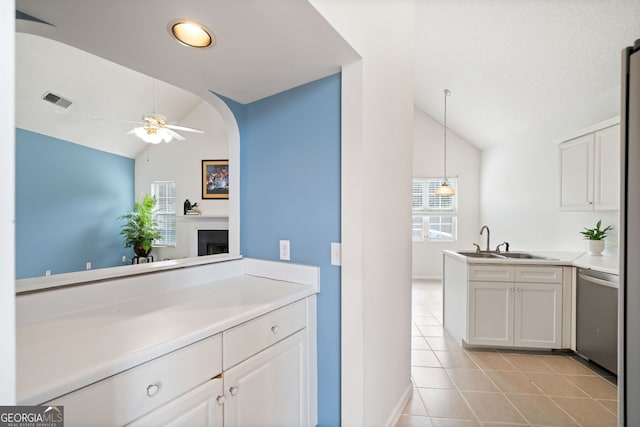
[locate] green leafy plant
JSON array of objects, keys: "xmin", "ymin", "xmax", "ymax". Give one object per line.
[
  {"xmin": 580, "ymin": 219, "xmax": 613, "ymax": 241},
  {"xmin": 119, "ymin": 194, "xmax": 161, "ymax": 256}
]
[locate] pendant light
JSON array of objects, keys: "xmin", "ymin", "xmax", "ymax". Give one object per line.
[{"xmin": 435, "ymin": 89, "xmax": 455, "ymax": 196}]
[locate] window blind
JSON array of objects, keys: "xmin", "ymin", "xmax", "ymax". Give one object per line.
[{"xmin": 151, "ymin": 181, "xmax": 176, "ymax": 246}]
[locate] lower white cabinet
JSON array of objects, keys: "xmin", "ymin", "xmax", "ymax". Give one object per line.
[
  {"xmin": 44, "ymin": 334, "xmax": 223, "ymax": 427},
  {"xmin": 42, "ymin": 298, "xmax": 314, "ymax": 427},
  {"xmin": 223, "ymin": 330, "xmax": 307, "ymax": 427},
  {"xmin": 467, "ymin": 266, "xmax": 563, "ymax": 349},
  {"xmin": 468, "ymin": 281, "xmax": 514, "ymax": 347},
  {"xmin": 128, "ymin": 378, "xmax": 224, "ymax": 427},
  {"xmin": 514, "ymin": 282, "xmax": 563, "ymax": 348}
]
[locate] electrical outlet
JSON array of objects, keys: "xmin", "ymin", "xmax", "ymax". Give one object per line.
[
  {"xmin": 331, "ymin": 242, "xmax": 341, "ymax": 266},
  {"xmin": 279, "ymin": 240, "xmax": 290, "ymax": 261},
  {"xmin": 45, "ymin": 270, "xmax": 51, "ymax": 276},
  {"xmin": 86, "ymin": 262, "xmax": 92, "ymax": 270},
  {"xmin": 122, "ymin": 255, "xmax": 127, "ymax": 264}
]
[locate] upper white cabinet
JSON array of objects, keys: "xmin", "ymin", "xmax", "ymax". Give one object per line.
[
  {"xmin": 558, "ymin": 121, "xmax": 620, "ymax": 211},
  {"xmin": 593, "ymin": 125, "xmax": 621, "ymax": 210}
]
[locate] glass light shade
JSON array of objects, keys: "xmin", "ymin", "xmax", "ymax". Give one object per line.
[
  {"xmin": 133, "ymin": 127, "xmax": 168, "ymax": 144},
  {"xmin": 171, "ymin": 21, "xmax": 213, "ymax": 48},
  {"xmin": 435, "ymin": 181, "xmax": 456, "ymax": 196}
]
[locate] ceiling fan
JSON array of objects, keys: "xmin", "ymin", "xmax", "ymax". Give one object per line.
[{"xmin": 126, "ymin": 113, "xmax": 204, "ymax": 144}]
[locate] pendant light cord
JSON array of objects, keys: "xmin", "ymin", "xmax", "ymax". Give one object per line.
[{"xmin": 443, "ymin": 89, "xmax": 451, "ymax": 181}]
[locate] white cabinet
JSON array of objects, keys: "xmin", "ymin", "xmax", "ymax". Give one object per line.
[
  {"xmin": 223, "ymin": 330, "xmax": 307, "ymax": 427},
  {"xmin": 468, "ymin": 281, "xmax": 514, "ymax": 347},
  {"xmin": 559, "ymin": 123, "xmax": 620, "ymax": 211},
  {"xmin": 467, "ymin": 266, "xmax": 563, "ymax": 349},
  {"xmin": 128, "ymin": 378, "xmax": 224, "ymax": 427},
  {"xmin": 514, "ymin": 282, "xmax": 562, "ymax": 348},
  {"xmin": 559, "ymin": 134, "xmax": 594, "ymax": 211},
  {"xmin": 43, "ymin": 298, "xmax": 314, "ymax": 427},
  {"xmin": 45, "ymin": 334, "xmax": 223, "ymax": 427},
  {"xmin": 593, "ymin": 125, "xmax": 621, "ymax": 210}
]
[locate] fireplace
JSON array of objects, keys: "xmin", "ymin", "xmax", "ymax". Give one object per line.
[{"xmin": 197, "ymin": 229, "xmax": 229, "ymax": 256}]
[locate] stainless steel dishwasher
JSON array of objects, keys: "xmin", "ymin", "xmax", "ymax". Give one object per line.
[{"xmin": 576, "ymin": 268, "xmax": 618, "ymax": 374}]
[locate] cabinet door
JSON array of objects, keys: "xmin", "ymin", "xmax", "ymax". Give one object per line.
[
  {"xmin": 224, "ymin": 329, "xmax": 308, "ymax": 427},
  {"xmin": 467, "ymin": 282, "xmax": 514, "ymax": 346},
  {"xmin": 127, "ymin": 378, "xmax": 223, "ymax": 427},
  {"xmin": 594, "ymin": 124, "xmax": 621, "ymax": 211},
  {"xmin": 559, "ymin": 134, "xmax": 594, "ymax": 211},
  {"xmin": 514, "ymin": 283, "xmax": 562, "ymax": 348}
]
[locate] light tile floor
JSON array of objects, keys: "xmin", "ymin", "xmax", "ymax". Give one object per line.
[{"xmin": 397, "ymin": 280, "xmax": 618, "ymax": 427}]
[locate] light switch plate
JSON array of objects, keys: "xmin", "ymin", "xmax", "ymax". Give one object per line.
[
  {"xmin": 331, "ymin": 242, "xmax": 341, "ymax": 266},
  {"xmin": 279, "ymin": 240, "xmax": 290, "ymax": 261}
]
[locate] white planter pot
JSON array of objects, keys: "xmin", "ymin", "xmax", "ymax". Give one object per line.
[{"xmin": 586, "ymin": 239, "xmax": 605, "ymax": 256}]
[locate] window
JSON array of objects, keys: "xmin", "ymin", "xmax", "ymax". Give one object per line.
[
  {"xmin": 151, "ymin": 181, "xmax": 176, "ymax": 246},
  {"xmin": 412, "ymin": 178, "xmax": 457, "ymax": 242}
]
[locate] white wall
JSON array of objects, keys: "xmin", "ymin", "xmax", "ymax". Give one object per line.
[
  {"xmin": 412, "ymin": 108, "xmax": 481, "ymax": 279},
  {"xmin": 309, "ymin": 1, "xmax": 414, "ymax": 425},
  {"xmin": 0, "ymin": 0, "xmax": 16, "ymax": 404},
  {"xmin": 481, "ymin": 123, "xmax": 619, "ymax": 255},
  {"xmin": 135, "ymin": 100, "xmax": 230, "ymax": 261}
]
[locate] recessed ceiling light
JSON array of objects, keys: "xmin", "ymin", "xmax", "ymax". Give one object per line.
[{"xmin": 168, "ymin": 19, "xmax": 215, "ymax": 48}]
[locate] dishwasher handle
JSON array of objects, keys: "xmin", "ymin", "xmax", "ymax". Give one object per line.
[{"xmin": 578, "ymin": 273, "xmax": 618, "ymax": 289}]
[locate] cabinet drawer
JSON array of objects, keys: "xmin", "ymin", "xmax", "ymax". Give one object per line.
[
  {"xmin": 223, "ymin": 299, "xmax": 307, "ymax": 370},
  {"xmin": 515, "ymin": 266, "xmax": 563, "ymax": 283},
  {"xmin": 469, "ymin": 266, "xmax": 515, "ymax": 282},
  {"xmin": 44, "ymin": 334, "xmax": 222, "ymax": 427}
]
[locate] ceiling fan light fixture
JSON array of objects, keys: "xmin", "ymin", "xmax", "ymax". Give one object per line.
[
  {"xmin": 169, "ymin": 20, "xmax": 214, "ymax": 48},
  {"xmin": 133, "ymin": 126, "xmax": 173, "ymax": 144}
]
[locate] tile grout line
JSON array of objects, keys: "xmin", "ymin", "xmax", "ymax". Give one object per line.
[
  {"xmin": 465, "ymin": 350, "xmax": 535, "ymax": 426},
  {"xmin": 410, "ymin": 281, "xmax": 618, "ymax": 427}
]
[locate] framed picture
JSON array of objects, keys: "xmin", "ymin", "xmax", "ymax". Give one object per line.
[{"xmin": 202, "ymin": 160, "xmax": 229, "ymax": 199}]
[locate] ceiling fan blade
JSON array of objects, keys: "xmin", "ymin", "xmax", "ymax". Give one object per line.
[
  {"xmin": 166, "ymin": 128, "xmax": 186, "ymax": 141},
  {"xmin": 166, "ymin": 124, "xmax": 204, "ymax": 133}
]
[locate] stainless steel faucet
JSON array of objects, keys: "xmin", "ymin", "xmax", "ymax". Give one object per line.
[{"xmin": 480, "ymin": 225, "xmax": 490, "ymax": 251}]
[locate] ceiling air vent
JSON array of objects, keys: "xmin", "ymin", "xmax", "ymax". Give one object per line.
[{"xmin": 42, "ymin": 92, "xmax": 73, "ymax": 109}]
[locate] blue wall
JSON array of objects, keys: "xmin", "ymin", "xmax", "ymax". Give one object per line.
[
  {"xmin": 224, "ymin": 73, "xmax": 341, "ymax": 426},
  {"xmin": 15, "ymin": 129, "xmax": 134, "ymax": 279}
]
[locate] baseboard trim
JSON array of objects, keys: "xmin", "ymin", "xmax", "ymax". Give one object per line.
[{"xmin": 384, "ymin": 382, "xmax": 412, "ymax": 427}]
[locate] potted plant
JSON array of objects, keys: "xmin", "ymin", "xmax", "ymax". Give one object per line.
[
  {"xmin": 580, "ymin": 219, "xmax": 613, "ymax": 256},
  {"xmin": 119, "ymin": 194, "xmax": 161, "ymax": 257}
]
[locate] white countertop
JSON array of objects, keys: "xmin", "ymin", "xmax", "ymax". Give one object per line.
[
  {"xmin": 17, "ymin": 269, "xmax": 317, "ymax": 405},
  {"xmin": 444, "ymin": 250, "xmax": 619, "ymax": 275},
  {"xmin": 572, "ymin": 253, "xmax": 620, "ymax": 275},
  {"xmin": 15, "ymin": 253, "xmax": 243, "ymax": 294}
]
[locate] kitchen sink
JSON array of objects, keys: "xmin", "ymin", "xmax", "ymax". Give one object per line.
[
  {"xmin": 498, "ymin": 252, "xmax": 546, "ymax": 259},
  {"xmin": 454, "ymin": 250, "xmax": 553, "ymax": 260},
  {"xmin": 455, "ymin": 251, "xmax": 504, "ymax": 258}
]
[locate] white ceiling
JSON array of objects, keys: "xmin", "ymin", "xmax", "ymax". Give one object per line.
[
  {"xmin": 15, "ymin": 0, "xmax": 640, "ymax": 153},
  {"xmin": 16, "ymin": 33, "xmax": 207, "ymax": 158},
  {"xmin": 16, "ymin": 0, "xmax": 359, "ymax": 103},
  {"xmin": 415, "ymin": 0, "xmax": 640, "ymax": 149},
  {"xmin": 15, "ymin": 0, "xmax": 359, "ymax": 158}
]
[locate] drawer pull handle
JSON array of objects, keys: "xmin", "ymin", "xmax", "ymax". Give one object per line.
[
  {"xmin": 517, "ymin": 288, "xmax": 523, "ymax": 293},
  {"xmin": 271, "ymin": 325, "xmax": 279, "ymax": 334},
  {"xmin": 229, "ymin": 386, "xmax": 239, "ymax": 396},
  {"xmin": 216, "ymin": 395, "xmax": 225, "ymax": 405},
  {"xmin": 146, "ymin": 384, "xmax": 160, "ymax": 397}
]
